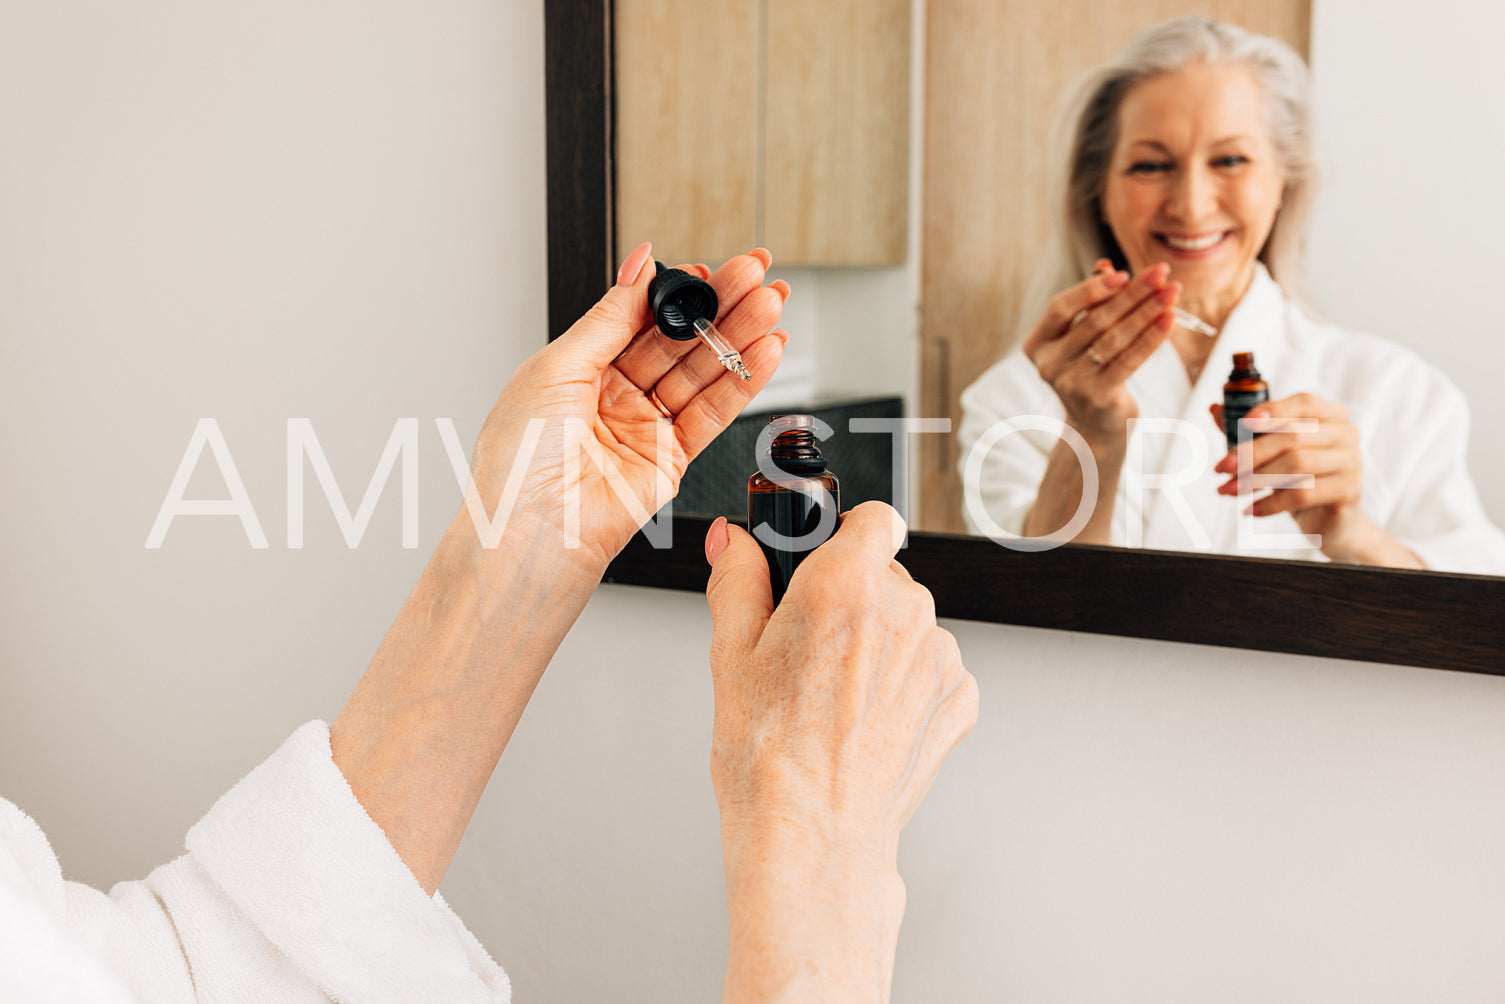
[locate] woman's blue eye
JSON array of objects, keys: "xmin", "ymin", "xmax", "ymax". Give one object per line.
[
  {"xmin": 1213, "ymin": 155, "xmax": 1249, "ymax": 168},
  {"xmin": 1128, "ymin": 161, "xmax": 1171, "ymax": 175}
]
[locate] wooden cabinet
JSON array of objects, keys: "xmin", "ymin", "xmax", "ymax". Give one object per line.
[{"xmin": 615, "ymin": 0, "xmax": 910, "ymax": 267}]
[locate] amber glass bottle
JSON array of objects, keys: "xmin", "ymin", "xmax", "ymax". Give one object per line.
[
  {"xmin": 747, "ymin": 416, "xmax": 840, "ymax": 604},
  {"xmin": 1222, "ymin": 351, "xmax": 1270, "ymax": 449}
]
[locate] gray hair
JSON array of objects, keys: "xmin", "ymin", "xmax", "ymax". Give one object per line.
[{"xmin": 1016, "ymin": 17, "xmax": 1317, "ymax": 344}]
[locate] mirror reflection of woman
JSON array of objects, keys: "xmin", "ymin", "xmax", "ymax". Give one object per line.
[{"xmin": 957, "ymin": 17, "xmax": 1505, "ymax": 572}]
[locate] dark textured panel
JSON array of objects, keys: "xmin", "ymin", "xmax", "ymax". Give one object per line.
[{"xmin": 675, "ymin": 396, "xmax": 904, "ymax": 517}]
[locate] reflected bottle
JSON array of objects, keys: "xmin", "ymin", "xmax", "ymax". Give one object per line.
[
  {"xmin": 747, "ymin": 415, "xmax": 840, "ymax": 604},
  {"xmin": 1222, "ymin": 351, "xmax": 1270, "ymax": 450}
]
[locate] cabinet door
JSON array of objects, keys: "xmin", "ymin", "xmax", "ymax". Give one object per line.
[
  {"xmin": 763, "ymin": 0, "xmax": 911, "ymax": 266},
  {"xmin": 918, "ymin": 0, "xmax": 1311, "ymax": 532},
  {"xmin": 615, "ymin": 0, "xmax": 760, "ymax": 266}
]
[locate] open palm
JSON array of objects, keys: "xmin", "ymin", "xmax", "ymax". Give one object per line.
[{"xmin": 460, "ymin": 245, "xmax": 789, "ymax": 573}]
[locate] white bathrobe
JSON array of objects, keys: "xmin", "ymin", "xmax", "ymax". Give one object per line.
[
  {"xmin": 957, "ymin": 265, "xmax": 1505, "ymax": 574},
  {"xmin": 0, "ymin": 721, "xmax": 510, "ymax": 1003}
]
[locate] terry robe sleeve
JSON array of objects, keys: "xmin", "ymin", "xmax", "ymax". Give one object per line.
[{"xmin": 0, "ymin": 721, "xmax": 510, "ymax": 1004}]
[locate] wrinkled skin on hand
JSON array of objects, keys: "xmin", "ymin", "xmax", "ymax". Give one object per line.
[{"xmin": 462, "ymin": 244, "xmax": 790, "ymax": 576}]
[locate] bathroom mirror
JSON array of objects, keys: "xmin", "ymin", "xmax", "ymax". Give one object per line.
[{"xmin": 543, "ymin": 0, "xmax": 1505, "ymax": 674}]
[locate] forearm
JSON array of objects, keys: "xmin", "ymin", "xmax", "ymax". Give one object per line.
[
  {"xmin": 1023, "ymin": 435, "xmax": 1123, "ymax": 544},
  {"xmin": 721, "ymin": 823, "xmax": 907, "ymax": 1004},
  {"xmin": 330, "ymin": 510, "xmax": 602, "ymax": 893}
]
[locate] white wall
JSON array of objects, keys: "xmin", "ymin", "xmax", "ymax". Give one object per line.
[
  {"xmin": 3, "ymin": 2, "xmax": 1505, "ymax": 1001},
  {"xmin": 0, "ymin": 0, "xmax": 548, "ymax": 888},
  {"xmin": 1307, "ymin": 0, "xmax": 1505, "ymax": 524}
]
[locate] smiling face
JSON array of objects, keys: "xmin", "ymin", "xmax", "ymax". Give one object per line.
[{"xmin": 1100, "ymin": 61, "xmax": 1287, "ymax": 323}]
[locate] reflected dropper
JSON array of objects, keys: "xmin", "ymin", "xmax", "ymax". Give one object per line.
[{"xmin": 1090, "ymin": 263, "xmax": 1218, "ymax": 336}]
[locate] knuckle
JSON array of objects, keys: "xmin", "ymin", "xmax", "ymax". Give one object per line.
[
  {"xmin": 1075, "ymin": 305, "xmax": 1100, "ymax": 333},
  {"xmin": 957, "ymin": 671, "xmax": 980, "ymax": 720},
  {"xmin": 694, "ymin": 389, "xmax": 729, "ymax": 430},
  {"xmin": 904, "ymin": 581, "xmax": 938, "ymax": 625},
  {"xmin": 934, "ymin": 627, "xmax": 963, "ymax": 667},
  {"xmin": 583, "ymin": 291, "xmax": 633, "ymax": 331},
  {"xmin": 942, "ymin": 669, "xmax": 981, "ymax": 737},
  {"xmin": 849, "ymin": 498, "xmax": 899, "ymax": 530}
]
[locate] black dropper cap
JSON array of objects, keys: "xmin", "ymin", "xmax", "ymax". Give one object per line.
[{"xmin": 648, "ymin": 263, "xmax": 719, "ymax": 341}]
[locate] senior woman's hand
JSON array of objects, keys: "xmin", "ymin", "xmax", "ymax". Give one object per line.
[
  {"xmin": 1209, "ymin": 395, "xmax": 1424, "ymax": 568},
  {"xmin": 460, "ymin": 241, "xmax": 790, "ymax": 579},
  {"xmin": 1022, "ymin": 259, "xmax": 1179, "ymax": 444},
  {"xmin": 330, "ymin": 242, "xmax": 790, "ymax": 895},
  {"xmin": 703, "ymin": 502, "xmax": 978, "ymax": 1004},
  {"xmin": 1017, "ymin": 260, "xmax": 1179, "ymax": 542}
]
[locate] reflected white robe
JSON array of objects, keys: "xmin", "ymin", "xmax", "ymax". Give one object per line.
[
  {"xmin": 0, "ymin": 721, "xmax": 509, "ymax": 1003},
  {"xmin": 956, "ymin": 265, "xmax": 1505, "ymax": 574}
]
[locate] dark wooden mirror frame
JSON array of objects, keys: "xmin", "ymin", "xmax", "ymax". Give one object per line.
[{"xmin": 542, "ymin": 0, "xmax": 1505, "ymax": 676}]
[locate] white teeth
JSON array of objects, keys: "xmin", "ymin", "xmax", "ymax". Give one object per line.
[{"xmin": 1162, "ymin": 233, "xmax": 1223, "ymax": 251}]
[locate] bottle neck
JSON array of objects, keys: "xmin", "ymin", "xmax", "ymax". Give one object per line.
[{"xmin": 768, "ymin": 429, "xmax": 827, "ymax": 473}]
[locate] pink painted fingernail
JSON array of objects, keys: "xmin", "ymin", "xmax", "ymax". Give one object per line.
[
  {"xmin": 616, "ymin": 241, "xmax": 652, "ymax": 287},
  {"xmin": 1104, "ymin": 271, "xmax": 1129, "ymax": 289},
  {"xmin": 705, "ymin": 517, "xmax": 729, "ymax": 565}
]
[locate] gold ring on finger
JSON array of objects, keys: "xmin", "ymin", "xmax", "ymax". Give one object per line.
[{"xmin": 648, "ymin": 386, "xmax": 675, "ymax": 422}]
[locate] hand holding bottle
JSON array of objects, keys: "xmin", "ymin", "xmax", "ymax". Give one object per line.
[
  {"xmin": 1209, "ymin": 394, "xmax": 1421, "ymax": 567},
  {"xmin": 702, "ymin": 502, "xmax": 978, "ymax": 1003}
]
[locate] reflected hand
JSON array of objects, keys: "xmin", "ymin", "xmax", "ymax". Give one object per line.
[
  {"xmin": 1210, "ymin": 393, "xmax": 1401, "ymax": 563},
  {"xmin": 460, "ymin": 242, "xmax": 790, "ymax": 577},
  {"xmin": 1023, "ymin": 259, "xmax": 1178, "ymax": 446}
]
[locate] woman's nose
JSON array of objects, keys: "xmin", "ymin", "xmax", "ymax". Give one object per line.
[{"xmin": 1165, "ymin": 164, "xmax": 1217, "ymax": 222}]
